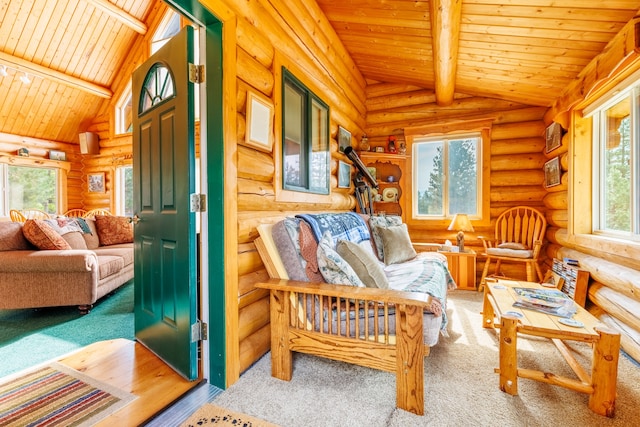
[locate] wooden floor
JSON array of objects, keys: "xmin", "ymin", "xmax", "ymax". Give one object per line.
[{"xmin": 57, "ymin": 338, "xmax": 202, "ymax": 426}]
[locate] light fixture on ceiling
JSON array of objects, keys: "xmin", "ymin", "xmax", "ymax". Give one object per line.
[
  {"xmin": 0, "ymin": 65, "xmax": 7, "ymax": 77},
  {"xmin": 19, "ymin": 72, "xmax": 31, "ymax": 85}
]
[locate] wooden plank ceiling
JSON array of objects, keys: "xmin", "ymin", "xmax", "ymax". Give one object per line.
[
  {"xmin": 1, "ymin": 0, "xmax": 640, "ymax": 144},
  {"xmin": 317, "ymin": 0, "xmax": 640, "ymax": 106},
  {"xmin": 0, "ymin": 0, "xmax": 154, "ymax": 144}
]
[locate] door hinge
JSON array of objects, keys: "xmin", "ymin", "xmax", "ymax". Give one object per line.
[
  {"xmin": 191, "ymin": 320, "xmax": 208, "ymax": 342},
  {"xmin": 189, "ymin": 63, "xmax": 204, "ymax": 84},
  {"xmin": 190, "ymin": 193, "xmax": 207, "ymax": 212}
]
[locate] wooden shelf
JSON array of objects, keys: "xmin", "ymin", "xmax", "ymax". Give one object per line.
[
  {"xmin": 551, "ymin": 258, "xmax": 590, "ymax": 307},
  {"xmin": 360, "ymin": 153, "xmax": 405, "ymax": 220}
]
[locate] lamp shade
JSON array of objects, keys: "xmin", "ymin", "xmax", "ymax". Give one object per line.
[{"xmin": 448, "ymin": 214, "xmax": 474, "ymax": 232}]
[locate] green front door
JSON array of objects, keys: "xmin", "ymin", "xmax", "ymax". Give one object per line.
[{"xmin": 132, "ymin": 26, "xmax": 198, "ymax": 381}]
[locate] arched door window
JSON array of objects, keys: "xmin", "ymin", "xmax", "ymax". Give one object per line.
[{"xmin": 139, "ymin": 63, "xmax": 175, "ymax": 114}]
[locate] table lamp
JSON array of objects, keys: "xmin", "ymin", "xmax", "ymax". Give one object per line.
[{"xmin": 448, "ymin": 214, "xmax": 474, "ymax": 252}]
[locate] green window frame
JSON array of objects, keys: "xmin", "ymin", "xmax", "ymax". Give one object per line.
[{"xmin": 281, "ymin": 68, "xmax": 330, "ymax": 195}]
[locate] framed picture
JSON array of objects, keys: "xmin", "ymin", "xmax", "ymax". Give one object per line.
[
  {"xmin": 544, "ymin": 157, "xmax": 561, "ymax": 188},
  {"xmin": 338, "ymin": 125, "xmax": 351, "ymax": 153},
  {"xmin": 338, "ymin": 161, "xmax": 351, "ymax": 188},
  {"xmin": 88, "ymin": 172, "xmax": 106, "ymax": 193},
  {"xmin": 245, "ymin": 91, "xmax": 274, "ymax": 152},
  {"xmin": 49, "ymin": 150, "xmax": 66, "ymax": 161},
  {"xmin": 545, "ymin": 122, "xmax": 562, "ymax": 153}
]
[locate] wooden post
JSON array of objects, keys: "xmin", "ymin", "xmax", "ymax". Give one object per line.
[
  {"xmin": 499, "ymin": 315, "xmax": 518, "ymax": 395},
  {"xmin": 269, "ymin": 290, "xmax": 292, "ymax": 381},
  {"xmin": 482, "ymin": 286, "xmax": 495, "ymax": 329},
  {"xmin": 589, "ymin": 326, "xmax": 620, "ymax": 417},
  {"xmin": 395, "ymin": 304, "xmax": 425, "ymax": 415}
]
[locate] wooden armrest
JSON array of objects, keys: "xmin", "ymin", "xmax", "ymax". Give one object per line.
[
  {"xmin": 478, "ymin": 236, "xmax": 496, "ymax": 250},
  {"xmin": 255, "ymin": 278, "xmax": 432, "ymax": 308}
]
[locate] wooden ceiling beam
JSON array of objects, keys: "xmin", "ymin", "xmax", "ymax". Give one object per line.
[
  {"xmin": 430, "ymin": 0, "xmax": 463, "ymax": 106},
  {"xmin": 0, "ymin": 51, "xmax": 112, "ymax": 99},
  {"xmin": 83, "ymin": 0, "xmax": 147, "ymax": 34}
]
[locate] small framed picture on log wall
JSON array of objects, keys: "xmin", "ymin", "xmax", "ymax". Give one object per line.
[
  {"xmin": 544, "ymin": 157, "xmax": 561, "ymax": 188},
  {"xmin": 88, "ymin": 172, "xmax": 106, "ymax": 193},
  {"xmin": 245, "ymin": 91, "xmax": 274, "ymax": 152},
  {"xmin": 545, "ymin": 122, "xmax": 562, "ymax": 153},
  {"xmin": 338, "ymin": 161, "xmax": 351, "ymax": 188},
  {"xmin": 338, "ymin": 125, "xmax": 351, "ymax": 153}
]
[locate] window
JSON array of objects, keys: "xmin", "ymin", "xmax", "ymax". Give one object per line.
[
  {"xmin": 151, "ymin": 11, "xmax": 180, "ymax": 54},
  {"xmin": 115, "ymin": 165, "xmax": 133, "ymax": 216},
  {"xmin": 590, "ymin": 85, "xmax": 639, "ymax": 237},
  {"xmin": 282, "ymin": 68, "xmax": 330, "ymax": 195},
  {"xmin": 1, "ymin": 164, "xmax": 58, "ymax": 215},
  {"xmin": 412, "ymin": 134, "xmax": 481, "ymax": 218},
  {"xmin": 115, "ymin": 86, "xmax": 133, "ymax": 135}
]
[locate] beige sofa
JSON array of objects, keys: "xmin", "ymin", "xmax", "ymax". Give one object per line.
[{"xmin": 0, "ymin": 218, "xmax": 133, "ymax": 314}]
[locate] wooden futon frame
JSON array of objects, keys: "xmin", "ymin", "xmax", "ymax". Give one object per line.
[{"xmin": 254, "ymin": 224, "xmax": 432, "ymax": 415}]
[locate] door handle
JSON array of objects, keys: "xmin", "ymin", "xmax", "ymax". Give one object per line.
[{"xmin": 131, "ymin": 214, "xmax": 141, "ymax": 225}]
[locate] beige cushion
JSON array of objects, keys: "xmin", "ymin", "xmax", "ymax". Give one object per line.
[
  {"xmin": 95, "ymin": 215, "xmax": 133, "ymax": 246},
  {"xmin": 336, "ymin": 240, "xmax": 389, "ymax": 289},
  {"xmin": 316, "ymin": 231, "xmax": 365, "ymax": 287},
  {"xmin": 375, "ymin": 223, "xmax": 417, "ymax": 265},
  {"xmin": 0, "ymin": 222, "xmax": 32, "ymax": 251},
  {"xmin": 486, "ymin": 247, "xmax": 533, "ymax": 259},
  {"xmin": 62, "ymin": 231, "xmax": 88, "ymax": 250},
  {"xmin": 82, "ymin": 218, "xmax": 100, "ymax": 249},
  {"xmin": 498, "ymin": 242, "xmax": 528, "ymax": 250},
  {"xmin": 22, "ymin": 219, "xmax": 72, "ymax": 250},
  {"xmin": 369, "ymin": 215, "xmax": 403, "ymax": 260}
]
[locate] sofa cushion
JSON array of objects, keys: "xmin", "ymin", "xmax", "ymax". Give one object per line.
[
  {"xmin": 93, "ymin": 246, "xmax": 134, "ymax": 266},
  {"xmin": 316, "ymin": 231, "xmax": 365, "ymax": 287},
  {"xmin": 82, "ymin": 218, "xmax": 100, "ymax": 249},
  {"xmin": 0, "ymin": 222, "xmax": 32, "ymax": 251},
  {"xmin": 62, "ymin": 231, "xmax": 88, "ymax": 250},
  {"xmin": 487, "ymin": 247, "xmax": 533, "ymax": 259},
  {"xmin": 271, "ymin": 218, "xmax": 309, "ymax": 282},
  {"xmin": 95, "ymin": 215, "xmax": 133, "ymax": 246},
  {"xmin": 22, "ymin": 220, "xmax": 72, "ymax": 250},
  {"xmin": 369, "ymin": 215, "xmax": 403, "ymax": 260},
  {"xmin": 375, "ymin": 223, "xmax": 417, "ymax": 265},
  {"xmin": 336, "ymin": 239, "xmax": 389, "ymax": 289},
  {"xmin": 497, "ymin": 242, "xmax": 528, "ymax": 250},
  {"xmin": 96, "ymin": 255, "xmax": 125, "ymax": 279}
]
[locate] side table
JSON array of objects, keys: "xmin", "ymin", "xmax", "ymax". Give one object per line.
[{"xmin": 439, "ymin": 250, "xmax": 477, "ymax": 290}]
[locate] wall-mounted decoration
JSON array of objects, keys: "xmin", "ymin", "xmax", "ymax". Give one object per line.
[
  {"xmin": 49, "ymin": 150, "xmax": 66, "ymax": 161},
  {"xmin": 338, "ymin": 125, "xmax": 351, "ymax": 153},
  {"xmin": 17, "ymin": 148, "xmax": 29, "ymax": 157},
  {"xmin": 544, "ymin": 157, "xmax": 561, "ymax": 188},
  {"xmin": 338, "ymin": 161, "xmax": 351, "ymax": 188},
  {"xmin": 245, "ymin": 91, "xmax": 274, "ymax": 152},
  {"xmin": 88, "ymin": 172, "xmax": 106, "ymax": 193},
  {"xmin": 545, "ymin": 122, "xmax": 562, "ymax": 153}
]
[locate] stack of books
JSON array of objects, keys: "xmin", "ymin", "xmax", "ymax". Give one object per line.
[{"xmin": 512, "ymin": 287, "xmax": 577, "ymax": 318}]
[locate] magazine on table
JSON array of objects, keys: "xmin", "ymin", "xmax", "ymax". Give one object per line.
[{"xmin": 512, "ymin": 287, "xmax": 577, "ymax": 318}]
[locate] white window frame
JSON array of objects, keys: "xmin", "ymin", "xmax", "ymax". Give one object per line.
[
  {"xmin": 115, "ymin": 165, "xmax": 133, "ymax": 216},
  {"xmin": 115, "ymin": 84, "xmax": 133, "ymax": 136}
]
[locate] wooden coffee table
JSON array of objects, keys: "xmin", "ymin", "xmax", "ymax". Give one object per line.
[{"xmin": 482, "ymin": 278, "xmax": 620, "ymax": 417}]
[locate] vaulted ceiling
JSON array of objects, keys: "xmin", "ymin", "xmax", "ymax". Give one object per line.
[{"xmin": 1, "ymin": 0, "xmax": 640, "ymax": 144}]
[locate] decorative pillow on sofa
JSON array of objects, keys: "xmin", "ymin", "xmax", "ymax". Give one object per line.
[
  {"xmin": 316, "ymin": 231, "xmax": 365, "ymax": 287},
  {"xmin": 62, "ymin": 231, "xmax": 88, "ymax": 250},
  {"xmin": 22, "ymin": 219, "xmax": 72, "ymax": 250},
  {"xmin": 82, "ymin": 218, "xmax": 100, "ymax": 249},
  {"xmin": 0, "ymin": 222, "xmax": 33, "ymax": 251},
  {"xmin": 369, "ymin": 215, "xmax": 403, "ymax": 260},
  {"xmin": 94, "ymin": 215, "xmax": 133, "ymax": 246},
  {"xmin": 336, "ymin": 239, "xmax": 389, "ymax": 289},
  {"xmin": 375, "ymin": 223, "xmax": 417, "ymax": 265}
]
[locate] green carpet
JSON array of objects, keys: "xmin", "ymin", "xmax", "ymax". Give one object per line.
[{"xmin": 0, "ymin": 281, "xmax": 134, "ymax": 378}]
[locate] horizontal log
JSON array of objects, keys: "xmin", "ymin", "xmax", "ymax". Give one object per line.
[
  {"xmin": 237, "ymin": 47, "xmax": 274, "ymax": 97},
  {"xmin": 237, "ymin": 210, "xmax": 303, "ymax": 243},
  {"xmin": 238, "ymin": 298, "xmax": 270, "ymax": 341},
  {"xmin": 490, "ymin": 137, "xmax": 545, "ymax": 156},
  {"xmin": 238, "ymin": 242, "xmax": 264, "ymax": 277},
  {"xmin": 543, "ymin": 192, "xmax": 567, "ymax": 210},
  {"xmin": 490, "ymin": 185, "xmax": 548, "ymax": 203},
  {"xmin": 238, "ymin": 268, "xmax": 271, "ymax": 296},
  {"xmin": 491, "ymin": 121, "xmax": 546, "ymax": 140},
  {"xmin": 491, "ymin": 153, "xmax": 547, "ymax": 171},
  {"xmin": 589, "ymin": 282, "xmax": 640, "ymax": 332},
  {"xmin": 490, "ymin": 170, "xmax": 544, "ymax": 187},
  {"xmin": 236, "ymin": 16, "xmax": 275, "ymax": 70},
  {"xmin": 589, "ymin": 306, "xmax": 640, "ymax": 364},
  {"xmin": 365, "ymin": 83, "xmax": 424, "ymax": 98},
  {"xmin": 546, "ymin": 209, "xmax": 568, "ymax": 229},
  {"xmin": 237, "ymin": 145, "xmax": 274, "ymax": 182},
  {"xmin": 239, "ymin": 323, "xmax": 270, "ymax": 374}
]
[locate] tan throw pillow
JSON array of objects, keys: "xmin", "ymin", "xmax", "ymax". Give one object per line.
[
  {"xmin": 336, "ymin": 240, "xmax": 389, "ymax": 289},
  {"xmin": 94, "ymin": 215, "xmax": 133, "ymax": 246},
  {"xmin": 82, "ymin": 218, "xmax": 100, "ymax": 249},
  {"xmin": 22, "ymin": 219, "xmax": 72, "ymax": 250},
  {"xmin": 0, "ymin": 222, "xmax": 32, "ymax": 251},
  {"xmin": 63, "ymin": 231, "xmax": 88, "ymax": 250},
  {"xmin": 375, "ymin": 223, "xmax": 417, "ymax": 265},
  {"xmin": 369, "ymin": 215, "xmax": 403, "ymax": 260}
]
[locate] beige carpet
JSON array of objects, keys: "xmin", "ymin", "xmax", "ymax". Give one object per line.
[
  {"xmin": 211, "ymin": 290, "xmax": 640, "ymax": 426},
  {"xmin": 180, "ymin": 403, "xmax": 278, "ymax": 427}
]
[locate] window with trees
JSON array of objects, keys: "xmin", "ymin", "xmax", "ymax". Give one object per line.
[
  {"xmin": 115, "ymin": 165, "xmax": 133, "ymax": 216},
  {"xmin": 413, "ymin": 133, "xmax": 481, "ymax": 218},
  {"xmin": 590, "ymin": 87, "xmax": 638, "ymax": 237},
  {"xmin": 282, "ymin": 68, "xmax": 330, "ymax": 195},
  {"xmin": 0, "ymin": 164, "xmax": 58, "ymax": 215}
]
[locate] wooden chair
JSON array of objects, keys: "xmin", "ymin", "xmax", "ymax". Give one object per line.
[
  {"xmin": 14, "ymin": 209, "xmax": 52, "ymax": 221},
  {"xmin": 63, "ymin": 208, "xmax": 87, "ymax": 218},
  {"xmin": 479, "ymin": 206, "xmax": 547, "ymax": 288},
  {"xmin": 9, "ymin": 210, "xmax": 27, "ymax": 222},
  {"xmin": 82, "ymin": 208, "xmax": 113, "ymax": 218}
]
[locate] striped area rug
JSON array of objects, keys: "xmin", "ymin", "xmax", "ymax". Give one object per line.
[{"xmin": 0, "ymin": 362, "xmax": 136, "ymax": 426}]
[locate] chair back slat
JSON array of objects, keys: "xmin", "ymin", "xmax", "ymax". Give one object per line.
[{"xmin": 494, "ymin": 206, "xmax": 546, "ymax": 248}]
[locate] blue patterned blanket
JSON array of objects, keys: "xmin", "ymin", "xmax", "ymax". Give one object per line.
[{"xmin": 296, "ymin": 212, "xmax": 370, "ymax": 245}]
